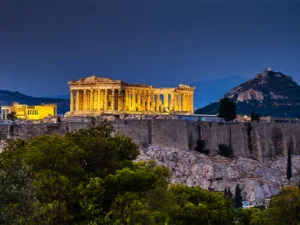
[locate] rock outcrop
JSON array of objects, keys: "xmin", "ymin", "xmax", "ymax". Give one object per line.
[
  {"xmin": 225, "ymin": 68, "xmax": 300, "ymax": 104},
  {"xmin": 138, "ymin": 146, "xmax": 300, "ymax": 204},
  {"xmin": 196, "ymin": 68, "xmax": 300, "ymax": 117}
]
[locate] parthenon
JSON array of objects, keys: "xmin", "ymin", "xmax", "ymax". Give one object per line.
[{"xmin": 66, "ymin": 76, "xmax": 195, "ymax": 116}]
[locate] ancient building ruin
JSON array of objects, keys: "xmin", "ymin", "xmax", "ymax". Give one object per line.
[{"xmin": 66, "ymin": 76, "xmax": 195, "ymax": 116}]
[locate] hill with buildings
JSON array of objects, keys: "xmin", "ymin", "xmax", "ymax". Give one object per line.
[
  {"xmin": 0, "ymin": 90, "xmax": 69, "ymax": 115},
  {"xmin": 195, "ymin": 68, "xmax": 300, "ymax": 117}
]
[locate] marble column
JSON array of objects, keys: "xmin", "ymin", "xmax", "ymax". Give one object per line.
[
  {"xmin": 164, "ymin": 94, "xmax": 168, "ymax": 112},
  {"xmin": 97, "ymin": 89, "xmax": 101, "ymax": 111},
  {"xmin": 112, "ymin": 89, "xmax": 115, "ymax": 111},
  {"xmin": 90, "ymin": 89, "xmax": 94, "ymax": 110},
  {"xmin": 125, "ymin": 89, "xmax": 129, "ymax": 111},
  {"xmin": 129, "ymin": 90, "xmax": 133, "ymax": 111},
  {"xmin": 181, "ymin": 94, "xmax": 186, "ymax": 112},
  {"xmin": 70, "ymin": 90, "xmax": 74, "ymax": 112},
  {"xmin": 76, "ymin": 90, "xmax": 80, "ymax": 111},
  {"xmin": 189, "ymin": 95, "xmax": 192, "ymax": 112},
  {"xmin": 155, "ymin": 94, "xmax": 160, "ymax": 112},
  {"xmin": 117, "ymin": 89, "xmax": 122, "ymax": 111},
  {"xmin": 170, "ymin": 93, "xmax": 174, "ymax": 111},
  {"xmin": 178, "ymin": 94, "xmax": 182, "ymax": 112},
  {"xmin": 137, "ymin": 90, "xmax": 141, "ymax": 111},
  {"xmin": 147, "ymin": 91, "xmax": 150, "ymax": 111},
  {"xmin": 83, "ymin": 89, "xmax": 87, "ymax": 110},
  {"xmin": 104, "ymin": 89, "xmax": 108, "ymax": 110},
  {"xmin": 132, "ymin": 90, "xmax": 136, "ymax": 111},
  {"xmin": 141, "ymin": 91, "xmax": 144, "ymax": 111}
]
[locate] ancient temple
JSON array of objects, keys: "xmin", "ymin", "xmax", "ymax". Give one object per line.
[{"xmin": 66, "ymin": 76, "xmax": 195, "ymax": 116}]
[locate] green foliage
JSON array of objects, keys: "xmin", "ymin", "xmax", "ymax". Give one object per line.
[
  {"xmin": 287, "ymin": 145, "xmax": 292, "ymax": 183},
  {"xmin": 0, "ymin": 165, "xmax": 37, "ymax": 224},
  {"xmin": 2, "ymin": 121, "xmax": 299, "ymax": 225},
  {"xmin": 248, "ymin": 187, "xmax": 300, "ymax": 225},
  {"xmin": 224, "ymin": 187, "xmax": 233, "ymax": 202},
  {"xmin": 217, "ymin": 97, "xmax": 236, "ymax": 121},
  {"xmin": 234, "ymin": 184, "xmax": 243, "ymax": 209},
  {"xmin": 0, "ymin": 121, "xmax": 140, "ymax": 224},
  {"xmin": 195, "ymin": 139, "xmax": 209, "ymax": 155},
  {"xmin": 168, "ymin": 184, "xmax": 234, "ymax": 225},
  {"xmin": 235, "ymin": 207, "xmax": 260, "ymax": 225},
  {"xmin": 218, "ymin": 144, "xmax": 233, "ymax": 157},
  {"xmin": 254, "ymin": 205, "xmax": 266, "ymax": 210}
]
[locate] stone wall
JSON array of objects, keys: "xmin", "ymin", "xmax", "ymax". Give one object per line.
[{"xmin": 1, "ymin": 120, "xmax": 300, "ymax": 161}]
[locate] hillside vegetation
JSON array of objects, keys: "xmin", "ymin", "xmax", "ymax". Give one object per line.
[{"xmin": 0, "ymin": 122, "xmax": 299, "ymax": 225}]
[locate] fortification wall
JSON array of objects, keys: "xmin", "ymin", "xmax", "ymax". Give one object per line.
[{"xmin": 1, "ymin": 120, "xmax": 300, "ymax": 162}]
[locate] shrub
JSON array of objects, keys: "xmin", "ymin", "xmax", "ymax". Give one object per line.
[
  {"xmin": 195, "ymin": 140, "xmax": 209, "ymax": 155},
  {"xmin": 218, "ymin": 144, "xmax": 232, "ymax": 157}
]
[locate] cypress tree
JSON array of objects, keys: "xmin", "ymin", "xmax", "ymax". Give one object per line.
[
  {"xmin": 287, "ymin": 145, "xmax": 292, "ymax": 184},
  {"xmin": 224, "ymin": 187, "xmax": 228, "ymax": 196},
  {"xmin": 228, "ymin": 187, "xmax": 233, "ymax": 199},
  {"xmin": 217, "ymin": 97, "xmax": 236, "ymax": 121},
  {"xmin": 234, "ymin": 184, "xmax": 243, "ymax": 209}
]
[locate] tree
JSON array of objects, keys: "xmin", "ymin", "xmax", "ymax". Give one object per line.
[
  {"xmin": 218, "ymin": 144, "xmax": 233, "ymax": 157},
  {"xmin": 228, "ymin": 187, "xmax": 233, "ymax": 199},
  {"xmin": 195, "ymin": 139, "xmax": 209, "ymax": 155},
  {"xmin": 251, "ymin": 110, "xmax": 260, "ymax": 122},
  {"xmin": 168, "ymin": 184, "xmax": 234, "ymax": 225},
  {"xmin": 6, "ymin": 111, "xmax": 17, "ymax": 121},
  {"xmin": 0, "ymin": 165, "xmax": 37, "ymax": 224},
  {"xmin": 234, "ymin": 184, "xmax": 243, "ymax": 209},
  {"xmin": 0, "ymin": 121, "xmax": 243, "ymax": 224},
  {"xmin": 0, "ymin": 121, "xmax": 140, "ymax": 224},
  {"xmin": 217, "ymin": 97, "xmax": 236, "ymax": 121},
  {"xmin": 287, "ymin": 145, "xmax": 292, "ymax": 184},
  {"xmin": 224, "ymin": 187, "xmax": 228, "ymax": 196},
  {"xmin": 249, "ymin": 187, "xmax": 300, "ymax": 225}
]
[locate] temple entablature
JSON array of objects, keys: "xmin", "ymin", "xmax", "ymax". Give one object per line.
[{"xmin": 66, "ymin": 76, "xmax": 195, "ymax": 116}]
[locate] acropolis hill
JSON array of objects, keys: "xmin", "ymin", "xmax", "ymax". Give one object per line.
[
  {"xmin": 66, "ymin": 75, "xmax": 195, "ymax": 116},
  {"xmin": 1, "ymin": 120, "xmax": 300, "ymax": 203}
]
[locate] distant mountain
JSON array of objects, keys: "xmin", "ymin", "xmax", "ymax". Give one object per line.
[
  {"xmin": 0, "ymin": 90, "xmax": 69, "ymax": 115},
  {"xmin": 44, "ymin": 94, "xmax": 70, "ymax": 99},
  {"xmin": 190, "ymin": 75, "xmax": 247, "ymax": 108},
  {"xmin": 196, "ymin": 68, "xmax": 300, "ymax": 117}
]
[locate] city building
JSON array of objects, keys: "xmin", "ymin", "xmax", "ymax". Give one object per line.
[
  {"xmin": 66, "ymin": 75, "xmax": 195, "ymax": 116},
  {"xmin": 0, "ymin": 102, "xmax": 57, "ymax": 120}
]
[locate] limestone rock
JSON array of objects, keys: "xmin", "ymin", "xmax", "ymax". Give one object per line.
[{"xmin": 137, "ymin": 146, "xmax": 300, "ymax": 204}]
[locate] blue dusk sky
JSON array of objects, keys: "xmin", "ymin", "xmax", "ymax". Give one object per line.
[{"xmin": 0, "ymin": 0, "xmax": 300, "ymax": 97}]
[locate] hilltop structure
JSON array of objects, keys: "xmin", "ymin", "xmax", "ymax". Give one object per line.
[
  {"xmin": 66, "ymin": 75, "xmax": 195, "ymax": 116},
  {"xmin": 0, "ymin": 102, "xmax": 57, "ymax": 120}
]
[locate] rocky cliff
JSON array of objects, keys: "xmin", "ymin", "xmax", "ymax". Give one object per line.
[
  {"xmin": 1, "ymin": 120, "xmax": 300, "ymax": 162},
  {"xmin": 138, "ymin": 146, "xmax": 300, "ymax": 204}
]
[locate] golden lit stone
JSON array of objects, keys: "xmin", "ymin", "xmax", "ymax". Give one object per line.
[
  {"xmin": 66, "ymin": 75, "xmax": 195, "ymax": 116},
  {"xmin": 0, "ymin": 102, "xmax": 57, "ymax": 120}
]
